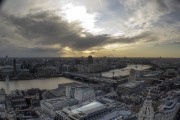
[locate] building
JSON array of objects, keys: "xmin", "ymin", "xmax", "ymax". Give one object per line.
[
  {"xmin": 87, "ymin": 55, "xmax": 93, "ymax": 64},
  {"xmin": 13, "ymin": 58, "xmax": 17, "ymax": 75},
  {"xmin": 66, "ymin": 85, "xmax": 95, "ymax": 103},
  {"xmin": 138, "ymin": 91, "xmax": 154, "ymax": 120},
  {"xmin": 0, "ymin": 89, "xmax": 6, "ymax": 119},
  {"xmin": 138, "ymin": 90, "xmax": 180, "ymax": 120},
  {"xmin": 154, "ymin": 90, "xmax": 180, "ymax": 120},
  {"xmin": 35, "ymin": 66, "xmax": 58, "ymax": 77},
  {"xmin": 99, "ymin": 110, "xmax": 136, "ymax": 120},
  {"xmin": 58, "ymin": 82, "xmax": 81, "ymax": 89},
  {"xmin": 40, "ymin": 97, "xmax": 78, "ymax": 118},
  {"xmin": 117, "ymin": 80, "xmax": 146, "ymax": 95},
  {"xmin": 128, "ymin": 69, "xmax": 140, "ymax": 81},
  {"xmin": 0, "ymin": 65, "xmax": 14, "ymax": 78},
  {"xmin": 55, "ymin": 100, "xmax": 115, "ymax": 120},
  {"xmin": 74, "ymin": 86, "xmax": 95, "ymax": 103},
  {"xmin": 10, "ymin": 90, "xmax": 27, "ymax": 110},
  {"xmin": 155, "ymin": 98, "xmax": 180, "ymax": 120},
  {"xmin": 88, "ymin": 83, "xmax": 112, "ymax": 93},
  {"xmin": 24, "ymin": 88, "xmax": 41, "ymax": 107}
]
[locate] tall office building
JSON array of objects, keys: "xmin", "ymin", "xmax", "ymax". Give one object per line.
[{"xmin": 5, "ymin": 75, "xmax": 10, "ymax": 94}]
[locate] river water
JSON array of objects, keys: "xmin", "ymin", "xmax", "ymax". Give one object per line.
[
  {"xmin": 102, "ymin": 64, "xmax": 151, "ymax": 77},
  {"xmin": 0, "ymin": 64, "xmax": 151, "ymax": 91}
]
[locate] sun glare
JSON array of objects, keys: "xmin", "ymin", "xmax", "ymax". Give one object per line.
[{"xmin": 61, "ymin": 4, "xmax": 101, "ymax": 33}]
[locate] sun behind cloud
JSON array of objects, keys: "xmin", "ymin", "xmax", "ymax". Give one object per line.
[{"xmin": 0, "ymin": 0, "xmax": 180, "ymax": 57}]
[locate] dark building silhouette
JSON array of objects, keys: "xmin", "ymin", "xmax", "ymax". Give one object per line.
[
  {"xmin": 5, "ymin": 55, "xmax": 8, "ymax": 65},
  {"xmin": 87, "ymin": 55, "xmax": 93, "ymax": 64},
  {"xmin": 13, "ymin": 58, "xmax": 17, "ymax": 75}
]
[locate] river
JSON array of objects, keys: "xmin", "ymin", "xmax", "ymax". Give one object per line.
[
  {"xmin": 0, "ymin": 77, "xmax": 74, "ymax": 91},
  {"xmin": 0, "ymin": 64, "xmax": 151, "ymax": 91},
  {"xmin": 102, "ymin": 64, "xmax": 151, "ymax": 77}
]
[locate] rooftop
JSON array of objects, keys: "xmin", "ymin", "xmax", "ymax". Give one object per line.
[
  {"xmin": 63, "ymin": 100, "xmax": 108, "ymax": 117},
  {"xmin": 71, "ymin": 101, "xmax": 105, "ymax": 114},
  {"xmin": 121, "ymin": 81, "xmax": 145, "ymax": 88},
  {"xmin": 41, "ymin": 97, "xmax": 78, "ymax": 109},
  {"xmin": 99, "ymin": 110, "xmax": 132, "ymax": 120}
]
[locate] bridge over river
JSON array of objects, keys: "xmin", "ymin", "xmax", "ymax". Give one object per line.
[{"xmin": 62, "ymin": 72, "xmax": 124, "ymax": 85}]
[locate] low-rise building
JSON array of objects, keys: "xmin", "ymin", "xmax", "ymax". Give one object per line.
[
  {"xmin": 117, "ymin": 80, "xmax": 146, "ymax": 95},
  {"xmin": 40, "ymin": 97, "xmax": 78, "ymax": 118},
  {"xmin": 99, "ymin": 110, "xmax": 136, "ymax": 120},
  {"xmin": 55, "ymin": 100, "xmax": 114, "ymax": 120},
  {"xmin": 0, "ymin": 89, "xmax": 6, "ymax": 119}
]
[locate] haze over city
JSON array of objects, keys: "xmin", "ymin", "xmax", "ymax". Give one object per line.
[{"xmin": 0, "ymin": 0, "xmax": 180, "ymax": 57}]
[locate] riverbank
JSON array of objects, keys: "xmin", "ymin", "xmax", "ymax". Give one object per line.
[
  {"xmin": 0, "ymin": 64, "xmax": 151, "ymax": 91},
  {"xmin": 0, "ymin": 74, "xmax": 63, "ymax": 81},
  {"xmin": 0, "ymin": 77, "xmax": 75, "ymax": 90},
  {"xmin": 0, "ymin": 64, "xmax": 127, "ymax": 81}
]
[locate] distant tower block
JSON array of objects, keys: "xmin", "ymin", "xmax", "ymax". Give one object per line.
[
  {"xmin": 5, "ymin": 76, "xmax": 10, "ymax": 94},
  {"xmin": 13, "ymin": 59, "xmax": 17, "ymax": 75},
  {"xmin": 5, "ymin": 55, "xmax": 8, "ymax": 65}
]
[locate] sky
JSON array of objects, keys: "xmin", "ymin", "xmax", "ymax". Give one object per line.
[{"xmin": 0, "ymin": 0, "xmax": 180, "ymax": 57}]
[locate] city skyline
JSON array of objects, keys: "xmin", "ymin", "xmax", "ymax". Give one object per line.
[{"xmin": 0, "ymin": 0, "xmax": 180, "ymax": 57}]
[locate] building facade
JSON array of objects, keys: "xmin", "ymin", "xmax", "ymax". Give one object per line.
[
  {"xmin": 55, "ymin": 100, "xmax": 114, "ymax": 120},
  {"xmin": 138, "ymin": 91, "xmax": 180, "ymax": 120},
  {"xmin": 117, "ymin": 81, "xmax": 146, "ymax": 95},
  {"xmin": 66, "ymin": 85, "xmax": 95, "ymax": 103},
  {"xmin": 40, "ymin": 97, "xmax": 78, "ymax": 118},
  {"xmin": 138, "ymin": 91, "xmax": 154, "ymax": 120}
]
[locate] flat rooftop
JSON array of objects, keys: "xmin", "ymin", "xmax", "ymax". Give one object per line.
[
  {"xmin": 64, "ymin": 101, "xmax": 107, "ymax": 116},
  {"xmin": 41, "ymin": 97, "xmax": 78, "ymax": 108},
  {"xmin": 99, "ymin": 110, "xmax": 132, "ymax": 120},
  {"xmin": 71, "ymin": 101, "xmax": 105, "ymax": 114},
  {"xmin": 121, "ymin": 81, "xmax": 145, "ymax": 88},
  {"xmin": 124, "ymin": 83, "xmax": 137, "ymax": 88}
]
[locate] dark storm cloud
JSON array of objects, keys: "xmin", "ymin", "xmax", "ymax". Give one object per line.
[
  {"xmin": 0, "ymin": 0, "xmax": 179, "ymax": 57},
  {"xmin": 0, "ymin": 0, "xmax": 5, "ymax": 9},
  {"xmin": 0, "ymin": 45, "xmax": 60, "ymax": 57},
  {"xmin": 0, "ymin": 11, "xmax": 156, "ymax": 52}
]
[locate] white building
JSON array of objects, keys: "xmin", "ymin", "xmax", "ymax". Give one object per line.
[
  {"xmin": 55, "ymin": 98, "xmax": 136, "ymax": 120},
  {"xmin": 138, "ymin": 91, "xmax": 154, "ymax": 120},
  {"xmin": 66, "ymin": 85, "xmax": 95, "ymax": 103},
  {"xmin": 74, "ymin": 86, "xmax": 95, "ymax": 103},
  {"xmin": 55, "ymin": 100, "xmax": 114, "ymax": 120},
  {"xmin": 40, "ymin": 97, "xmax": 78, "ymax": 118},
  {"xmin": 155, "ymin": 98, "xmax": 180, "ymax": 120}
]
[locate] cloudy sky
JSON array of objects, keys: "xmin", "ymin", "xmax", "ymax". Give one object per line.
[{"xmin": 0, "ymin": 0, "xmax": 180, "ymax": 57}]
